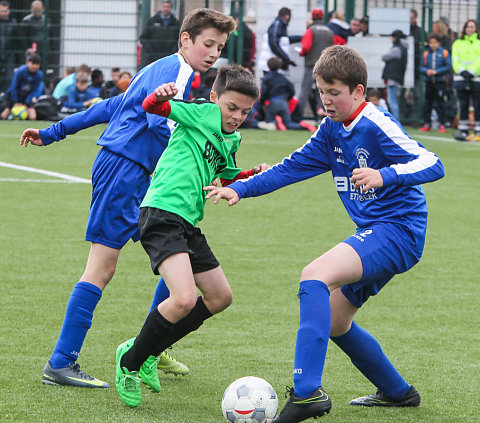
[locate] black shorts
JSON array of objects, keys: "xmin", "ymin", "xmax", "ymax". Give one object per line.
[{"xmin": 139, "ymin": 207, "xmax": 219, "ymax": 275}]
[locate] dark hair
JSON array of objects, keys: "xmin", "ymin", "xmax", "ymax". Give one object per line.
[
  {"xmin": 27, "ymin": 53, "xmax": 41, "ymax": 64},
  {"xmin": 313, "ymin": 45, "xmax": 367, "ymax": 93},
  {"xmin": 427, "ymin": 33, "xmax": 442, "ymax": 43},
  {"xmin": 410, "ymin": 9, "xmax": 418, "ymax": 18},
  {"xmin": 91, "ymin": 69, "xmax": 103, "ymax": 81},
  {"xmin": 212, "ymin": 64, "xmax": 258, "ymax": 100},
  {"xmin": 391, "ymin": 29, "xmax": 406, "ymax": 40},
  {"xmin": 178, "ymin": 8, "xmax": 235, "ymax": 49},
  {"xmin": 0, "ymin": 1, "xmax": 9, "ymax": 8},
  {"xmin": 111, "ymin": 67, "xmax": 120, "ymax": 72},
  {"xmin": 278, "ymin": 7, "xmax": 291, "ymax": 18},
  {"xmin": 367, "ymin": 88, "xmax": 381, "ymax": 99},
  {"xmin": 459, "ymin": 19, "xmax": 479, "ymax": 39},
  {"xmin": 267, "ymin": 57, "xmax": 282, "ymax": 72}
]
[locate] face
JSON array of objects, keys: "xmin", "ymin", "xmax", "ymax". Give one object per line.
[
  {"xmin": 32, "ymin": 2, "xmax": 44, "ymax": 18},
  {"xmin": 161, "ymin": 2, "xmax": 172, "ymax": 17},
  {"xmin": 316, "ymin": 76, "xmax": 364, "ymax": 122},
  {"xmin": 465, "ymin": 21, "xmax": 477, "ymax": 36},
  {"xmin": 76, "ymin": 81, "xmax": 88, "ymax": 92},
  {"xmin": 111, "ymin": 70, "xmax": 120, "ymax": 83},
  {"xmin": 369, "ymin": 96, "xmax": 379, "ymax": 106},
  {"xmin": 210, "ymin": 90, "xmax": 255, "ymax": 132},
  {"xmin": 0, "ymin": 5, "xmax": 9, "ymax": 20},
  {"xmin": 428, "ymin": 38, "xmax": 440, "ymax": 51},
  {"xmin": 27, "ymin": 62, "xmax": 40, "ymax": 73},
  {"xmin": 410, "ymin": 11, "xmax": 416, "ymax": 25},
  {"xmin": 180, "ymin": 28, "xmax": 228, "ymax": 72},
  {"xmin": 350, "ymin": 19, "xmax": 361, "ymax": 34}
]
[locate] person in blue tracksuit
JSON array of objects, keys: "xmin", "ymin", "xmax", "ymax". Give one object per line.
[
  {"xmin": 205, "ymin": 45, "xmax": 445, "ymax": 423},
  {"xmin": 20, "ymin": 8, "xmax": 236, "ymax": 389},
  {"xmin": 1, "ymin": 53, "xmax": 43, "ymax": 120}
]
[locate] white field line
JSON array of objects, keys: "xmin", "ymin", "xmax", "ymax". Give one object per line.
[{"xmin": 0, "ymin": 161, "xmax": 90, "ymax": 184}]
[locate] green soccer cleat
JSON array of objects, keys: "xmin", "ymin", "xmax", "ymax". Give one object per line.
[
  {"xmin": 349, "ymin": 385, "xmax": 420, "ymax": 407},
  {"xmin": 42, "ymin": 360, "xmax": 109, "ymax": 388},
  {"xmin": 139, "ymin": 355, "xmax": 161, "ymax": 393},
  {"xmin": 116, "ymin": 338, "xmax": 141, "ymax": 408},
  {"xmin": 157, "ymin": 348, "xmax": 190, "ymax": 376}
]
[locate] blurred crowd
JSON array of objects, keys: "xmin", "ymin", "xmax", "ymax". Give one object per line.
[{"xmin": 1, "ymin": 0, "xmax": 480, "ymax": 140}]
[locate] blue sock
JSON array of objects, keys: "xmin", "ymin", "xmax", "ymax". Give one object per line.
[
  {"xmin": 330, "ymin": 321, "xmax": 410, "ymax": 399},
  {"xmin": 49, "ymin": 282, "xmax": 102, "ymax": 369},
  {"xmin": 293, "ymin": 279, "xmax": 331, "ymax": 397},
  {"xmin": 148, "ymin": 278, "xmax": 170, "ymax": 313}
]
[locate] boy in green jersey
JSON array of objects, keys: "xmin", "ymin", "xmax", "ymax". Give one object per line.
[{"xmin": 115, "ymin": 65, "xmax": 264, "ymax": 408}]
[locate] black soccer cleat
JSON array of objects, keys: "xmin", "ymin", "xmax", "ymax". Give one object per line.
[
  {"xmin": 273, "ymin": 386, "xmax": 332, "ymax": 423},
  {"xmin": 349, "ymin": 385, "xmax": 420, "ymax": 407}
]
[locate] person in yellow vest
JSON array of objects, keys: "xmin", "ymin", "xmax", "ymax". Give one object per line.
[{"xmin": 452, "ymin": 19, "xmax": 480, "ymax": 141}]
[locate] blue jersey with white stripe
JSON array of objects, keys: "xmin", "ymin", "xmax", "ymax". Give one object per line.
[
  {"xmin": 39, "ymin": 53, "xmax": 194, "ymax": 174},
  {"xmin": 230, "ymin": 103, "xmax": 445, "ymax": 235}
]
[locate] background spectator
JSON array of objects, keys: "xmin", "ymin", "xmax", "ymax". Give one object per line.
[
  {"xmin": 328, "ymin": 10, "xmax": 350, "ymax": 45},
  {"xmin": 367, "ymin": 88, "xmax": 389, "ymax": 110},
  {"xmin": 452, "ymin": 19, "xmax": 480, "ymax": 141},
  {"xmin": 419, "ymin": 33, "xmax": 451, "ymax": 133},
  {"xmin": 21, "ymin": 1, "xmax": 44, "ymax": 57},
  {"xmin": 382, "ymin": 29, "xmax": 408, "ymax": 120},
  {"xmin": 108, "ymin": 71, "xmax": 131, "ymax": 97},
  {"xmin": 100, "ymin": 67, "xmax": 120, "ymax": 98},
  {"xmin": 349, "ymin": 18, "xmax": 361, "ymax": 37},
  {"xmin": 0, "ymin": 1, "xmax": 17, "ymax": 93},
  {"xmin": 433, "ymin": 19, "xmax": 452, "ymax": 52},
  {"xmin": 359, "ymin": 15, "xmax": 369, "ymax": 36},
  {"xmin": 1, "ymin": 53, "xmax": 43, "ymax": 120},
  {"xmin": 219, "ymin": 15, "xmax": 255, "ymax": 70},
  {"xmin": 87, "ymin": 69, "xmax": 104, "ymax": 98},
  {"xmin": 64, "ymin": 72, "xmax": 96, "ymax": 113},
  {"xmin": 297, "ymin": 8, "xmax": 333, "ymax": 120},
  {"xmin": 52, "ymin": 64, "xmax": 91, "ymax": 100},
  {"xmin": 259, "ymin": 57, "xmax": 316, "ymax": 132},
  {"xmin": 258, "ymin": 7, "xmax": 301, "ymax": 74},
  {"xmin": 409, "ymin": 9, "xmax": 424, "ymax": 82},
  {"xmin": 139, "ymin": 0, "xmax": 180, "ymax": 68}
]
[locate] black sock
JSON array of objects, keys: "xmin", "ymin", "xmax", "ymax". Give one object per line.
[
  {"xmin": 152, "ymin": 296, "xmax": 212, "ymax": 356},
  {"xmin": 121, "ymin": 307, "xmax": 173, "ymax": 371}
]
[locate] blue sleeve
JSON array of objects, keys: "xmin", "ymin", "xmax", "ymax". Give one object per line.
[
  {"xmin": 377, "ymin": 130, "xmax": 445, "ymax": 187},
  {"xmin": 229, "ymin": 135, "xmax": 331, "ymax": 199},
  {"xmin": 26, "ymin": 72, "xmax": 44, "ymax": 103},
  {"xmin": 8, "ymin": 68, "xmax": 23, "ymax": 102},
  {"xmin": 39, "ymin": 94, "xmax": 122, "ymax": 145}
]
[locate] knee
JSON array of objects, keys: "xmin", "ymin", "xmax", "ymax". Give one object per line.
[
  {"xmin": 173, "ymin": 292, "xmax": 198, "ymax": 316},
  {"xmin": 300, "ymin": 262, "xmax": 323, "ymax": 283},
  {"xmin": 330, "ymin": 316, "xmax": 352, "ymax": 337},
  {"xmin": 205, "ymin": 287, "xmax": 233, "ymax": 315}
]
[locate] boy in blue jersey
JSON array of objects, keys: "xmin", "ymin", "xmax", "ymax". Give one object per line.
[
  {"xmin": 205, "ymin": 45, "xmax": 445, "ymax": 422},
  {"xmin": 19, "ymin": 8, "xmax": 236, "ymax": 389},
  {"xmin": 63, "ymin": 72, "xmax": 97, "ymax": 112},
  {"xmin": 1, "ymin": 53, "xmax": 43, "ymax": 120}
]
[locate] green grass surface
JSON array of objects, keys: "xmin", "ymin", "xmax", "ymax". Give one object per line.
[{"xmin": 1, "ymin": 121, "xmax": 479, "ymax": 422}]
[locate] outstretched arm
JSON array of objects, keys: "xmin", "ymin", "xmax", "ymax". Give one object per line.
[{"xmin": 20, "ymin": 128, "xmax": 43, "ymax": 147}]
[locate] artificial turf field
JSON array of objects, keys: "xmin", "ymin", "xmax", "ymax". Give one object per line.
[{"xmin": 1, "ymin": 120, "xmax": 479, "ymax": 422}]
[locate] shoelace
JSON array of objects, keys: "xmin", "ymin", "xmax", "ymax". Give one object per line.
[
  {"xmin": 284, "ymin": 385, "xmax": 294, "ymax": 399},
  {"xmin": 120, "ymin": 370, "xmax": 140, "ymax": 391},
  {"xmin": 69, "ymin": 363, "xmax": 95, "ymax": 381},
  {"xmin": 146, "ymin": 357, "xmax": 160, "ymax": 371}
]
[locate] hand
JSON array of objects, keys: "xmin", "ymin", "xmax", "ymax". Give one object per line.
[
  {"xmin": 426, "ymin": 69, "xmax": 437, "ymax": 76},
  {"xmin": 461, "ymin": 70, "xmax": 474, "ymax": 80},
  {"xmin": 204, "ymin": 186, "xmax": 240, "ymax": 206},
  {"xmin": 350, "ymin": 168, "xmax": 383, "ymax": 193},
  {"xmin": 288, "ymin": 60, "xmax": 297, "ymax": 67},
  {"xmin": 154, "ymin": 82, "xmax": 178, "ymax": 102},
  {"xmin": 20, "ymin": 128, "xmax": 44, "ymax": 147},
  {"xmin": 252, "ymin": 163, "xmax": 269, "ymax": 174}
]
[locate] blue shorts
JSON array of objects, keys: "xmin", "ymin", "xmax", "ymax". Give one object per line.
[
  {"xmin": 341, "ymin": 222, "xmax": 425, "ymax": 308},
  {"xmin": 85, "ymin": 148, "xmax": 150, "ymax": 249}
]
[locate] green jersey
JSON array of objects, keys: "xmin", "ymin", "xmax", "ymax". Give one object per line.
[{"xmin": 141, "ymin": 99, "xmax": 242, "ymax": 226}]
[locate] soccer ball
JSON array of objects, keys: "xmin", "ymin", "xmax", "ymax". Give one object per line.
[
  {"xmin": 221, "ymin": 376, "xmax": 278, "ymax": 423},
  {"xmin": 11, "ymin": 105, "xmax": 28, "ymax": 120},
  {"xmin": 88, "ymin": 97, "xmax": 103, "ymax": 107}
]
